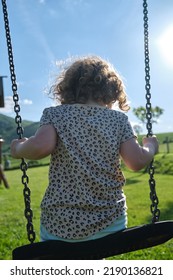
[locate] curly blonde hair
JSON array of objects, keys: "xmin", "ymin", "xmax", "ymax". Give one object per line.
[{"xmin": 50, "ymin": 56, "xmax": 130, "ymax": 111}]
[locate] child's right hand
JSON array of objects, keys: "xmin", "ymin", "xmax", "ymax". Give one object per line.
[{"xmin": 142, "ymin": 135, "xmax": 159, "ymax": 155}]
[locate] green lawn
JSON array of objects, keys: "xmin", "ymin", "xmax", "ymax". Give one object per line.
[{"xmin": 0, "ymin": 163, "xmax": 173, "ymax": 260}]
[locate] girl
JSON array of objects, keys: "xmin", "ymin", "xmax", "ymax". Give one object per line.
[{"xmin": 11, "ymin": 55, "xmax": 158, "ymax": 242}]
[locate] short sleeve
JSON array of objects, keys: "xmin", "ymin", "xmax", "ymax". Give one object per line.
[
  {"xmin": 120, "ymin": 115, "xmax": 136, "ymax": 144},
  {"xmin": 39, "ymin": 108, "xmax": 52, "ymax": 127}
]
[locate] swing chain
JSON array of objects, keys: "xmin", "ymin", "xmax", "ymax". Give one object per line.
[
  {"xmin": 143, "ymin": 0, "xmax": 160, "ymax": 223},
  {"xmin": 1, "ymin": 0, "xmax": 35, "ymax": 243}
]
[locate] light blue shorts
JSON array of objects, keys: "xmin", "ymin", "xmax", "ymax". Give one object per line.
[{"xmin": 40, "ymin": 214, "xmax": 127, "ymax": 242}]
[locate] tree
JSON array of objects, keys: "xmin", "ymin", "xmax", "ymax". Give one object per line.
[
  {"xmin": 132, "ymin": 106, "xmax": 164, "ymax": 125},
  {"xmin": 133, "ymin": 124, "xmax": 143, "ymax": 135}
]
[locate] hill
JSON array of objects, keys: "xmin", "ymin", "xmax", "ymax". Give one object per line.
[{"xmin": 0, "ymin": 113, "xmax": 39, "ymax": 152}]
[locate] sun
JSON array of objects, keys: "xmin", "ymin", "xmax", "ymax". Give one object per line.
[{"xmin": 157, "ymin": 25, "xmax": 173, "ymax": 68}]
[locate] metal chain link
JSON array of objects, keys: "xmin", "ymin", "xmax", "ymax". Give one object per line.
[
  {"xmin": 1, "ymin": 0, "xmax": 36, "ymax": 243},
  {"xmin": 143, "ymin": 0, "xmax": 160, "ymax": 223}
]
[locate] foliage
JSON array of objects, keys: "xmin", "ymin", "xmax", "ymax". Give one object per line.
[
  {"xmin": 132, "ymin": 124, "xmax": 143, "ymax": 135},
  {"xmin": 133, "ymin": 106, "xmax": 164, "ymax": 125},
  {"xmin": 154, "ymin": 154, "xmax": 173, "ymax": 175}
]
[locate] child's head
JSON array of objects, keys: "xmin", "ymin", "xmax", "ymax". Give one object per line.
[{"xmin": 51, "ymin": 56, "xmax": 130, "ymax": 111}]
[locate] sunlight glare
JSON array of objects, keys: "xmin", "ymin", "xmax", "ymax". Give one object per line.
[{"xmin": 157, "ymin": 25, "xmax": 173, "ymax": 68}]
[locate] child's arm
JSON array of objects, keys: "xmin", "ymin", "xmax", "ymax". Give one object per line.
[
  {"xmin": 120, "ymin": 135, "xmax": 158, "ymax": 171},
  {"xmin": 11, "ymin": 124, "xmax": 57, "ymax": 160}
]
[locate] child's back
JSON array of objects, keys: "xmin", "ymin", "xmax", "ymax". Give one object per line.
[
  {"xmin": 40, "ymin": 104, "xmax": 135, "ymax": 239},
  {"xmin": 11, "ymin": 55, "xmax": 159, "ymax": 242}
]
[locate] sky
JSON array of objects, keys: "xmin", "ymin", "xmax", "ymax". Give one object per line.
[{"xmin": 0, "ymin": 0, "xmax": 173, "ymax": 134}]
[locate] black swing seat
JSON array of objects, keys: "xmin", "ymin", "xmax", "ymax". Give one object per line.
[{"xmin": 12, "ymin": 220, "xmax": 173, "ymax": 260}]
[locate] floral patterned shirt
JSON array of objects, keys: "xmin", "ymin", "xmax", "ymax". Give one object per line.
[{"xmin": 39, "ymin": 104, "xmax": 135, "ymax": 239}]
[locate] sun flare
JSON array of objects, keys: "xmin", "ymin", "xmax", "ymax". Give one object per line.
[{"xmin": 157, "ymin": 25, "xmax": 173, "ymax": 68}]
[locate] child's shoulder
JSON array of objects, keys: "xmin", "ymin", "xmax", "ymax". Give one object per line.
[
  {"xmin": 43, "ymin": 104, "xmax": 67, "ymax": 113},
  {"xmin": 109, "ymin": 108, "xmax": 128, "ymax": 120},
  {"xmin": 42, "ymin": 104, "xmax": 79, "ymax": 117},
  {"xmin": 43, "ymin": 105, "xmax": 129, "ymax": 120}
]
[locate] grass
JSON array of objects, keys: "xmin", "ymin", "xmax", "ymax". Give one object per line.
[
  {"xmin": 0, "ymin": 159, "xmax": 173, "ymax": 260},
  {"xmin": 159, "ymin": 142, "xmax": 173, "ymax": 153},
  {"xmin": 108, "ymin": 168, "xmax": 173, "ymax": 260}
]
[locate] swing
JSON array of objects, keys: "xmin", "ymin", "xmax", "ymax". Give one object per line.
[{"xmin": 1, "ymin": 0, "xmax": 173, "ymax": 260}]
